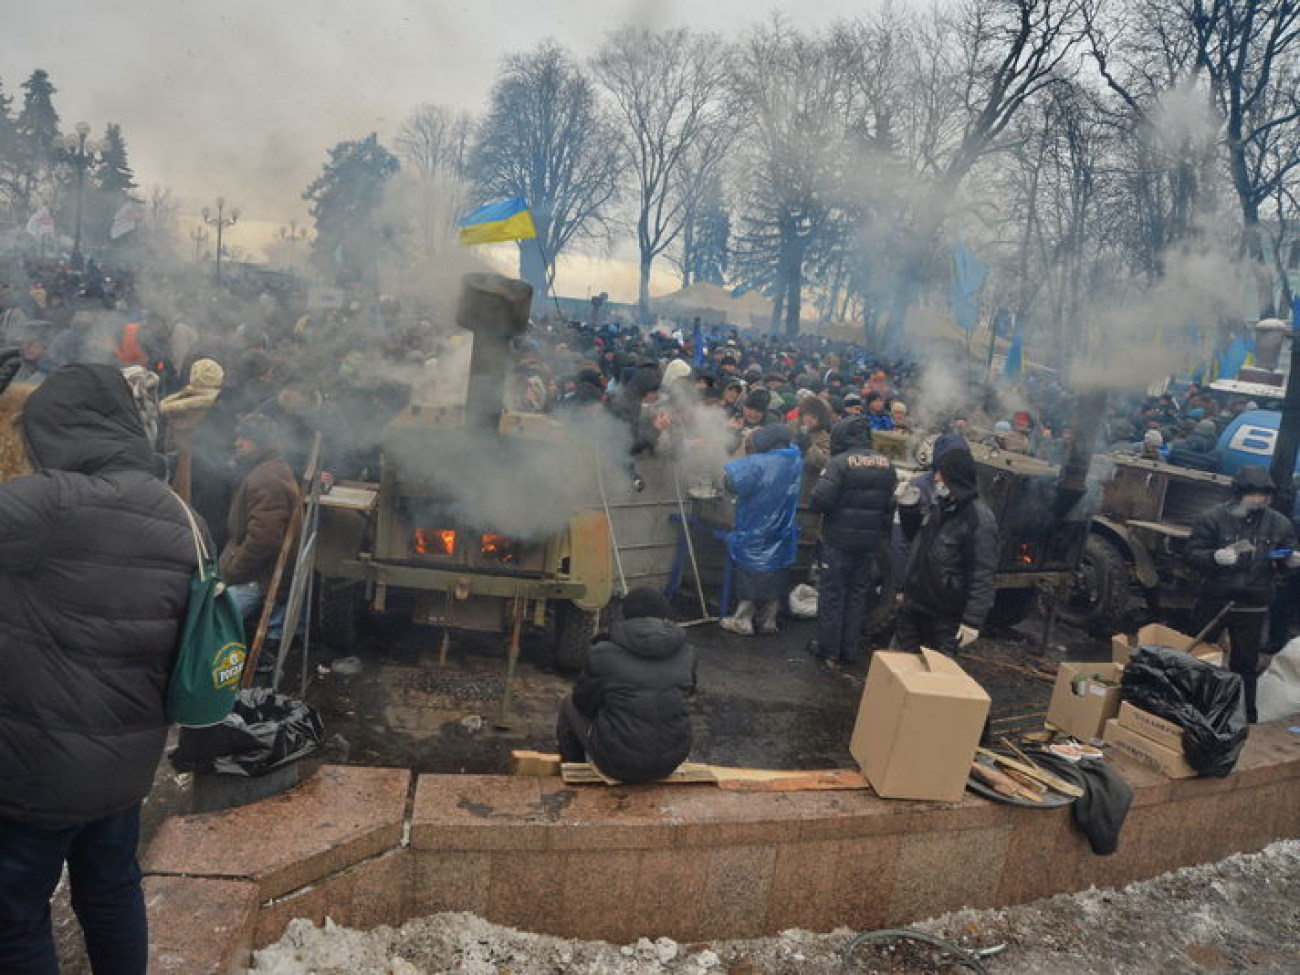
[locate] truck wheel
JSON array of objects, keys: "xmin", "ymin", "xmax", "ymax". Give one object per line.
[
  {"xmin": 985, "ymin": 588, "xmax": 1038, "ymax": 629},
  {"xmin": 317, "ymin": 577, "xmax": 364, "ymax": 653},
  {"xmin": 1059, "ymin": 535, "xmax": 1129, "ymax": 632},
  {"xmin": 554, "ymin": 602, "xmax": 599, "ymax": 672}
]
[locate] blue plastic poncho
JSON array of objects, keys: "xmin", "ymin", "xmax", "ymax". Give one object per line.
[{"xmin": 723, "ymin": 430, "xmax": 802, "ymax": 574}]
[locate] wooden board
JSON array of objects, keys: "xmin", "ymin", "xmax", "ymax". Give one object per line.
[{"xmin": 507, "ymin": 751, "xmax": 873, "ymax": 792}]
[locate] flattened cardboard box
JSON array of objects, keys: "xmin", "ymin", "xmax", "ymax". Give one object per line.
[
  {"xmin": 1117, "ymin": 701, "xmax": 1184, "ymax": 753},
  {"xmin": 1104, "ymin": 718, "xmax": 1196, "ymax": 779},
  {"xmin": 1045, "ymin": 662, "xmax": 1124, "ymax": 742},
  {"xmin": 851, "ymin": 649, "xmax": 991, "ymax": 802}
]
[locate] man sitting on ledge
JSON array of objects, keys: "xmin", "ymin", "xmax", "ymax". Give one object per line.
[{"xmin": 556, "ymin": 588, "xmax": 697, "ymax": 784}]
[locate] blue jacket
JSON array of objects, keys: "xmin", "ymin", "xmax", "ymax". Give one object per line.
[{"xmin": 724, "ymin": 444, "xmax": 802, "ymax": 573}]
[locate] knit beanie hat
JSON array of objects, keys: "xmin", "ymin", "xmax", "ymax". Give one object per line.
[
  {"xmin": 621, "ymin": 587, "xmax": 673, "ymax": 620},
  {"xmin": 936, "ymin": 447, "xmax": 978, "ymax": 496}
]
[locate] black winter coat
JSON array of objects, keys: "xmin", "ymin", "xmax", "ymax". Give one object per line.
[
  {"xmin": 809, "ymin": 444, "xmax": 897, "ymax": 554},
  {"xmin": 0, "ymin": 364, "xmax": 193, "ymax": 827},
  {"xmin": 572, "ymin": 617, "xmax": 696, "ymax": 784},
  {"xmin": 903, "ymin": 494, "xmax": 999, "ymax": 628},
  {"xmin": 1186, "ymin": 501, "xmax": 1296, "ymax": 606}
]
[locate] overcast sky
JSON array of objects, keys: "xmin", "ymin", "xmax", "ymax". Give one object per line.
[{"xmin": 5, "ymin": 0, "xmax": 872, "ymax": 227}]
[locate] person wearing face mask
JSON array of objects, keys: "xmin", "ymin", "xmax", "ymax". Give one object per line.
[
  {"xmin": 895, "ymin": 447, "xmax": 998, "ymax": 656},
  {"xmin": 1187, "ymin": 465, "xmax": 1298, "ymax": 723}
]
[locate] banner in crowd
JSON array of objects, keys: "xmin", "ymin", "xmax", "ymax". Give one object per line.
[
  {"xmin": 110, "ymin": 203, "xmax": 143, "ymax": 240},
  {"xmin": 26, "ymin": 208, "xmax": 54, "ymax": 239}
]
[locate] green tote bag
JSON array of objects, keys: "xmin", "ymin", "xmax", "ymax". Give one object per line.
[{"xmin": 166, "ymin": 493, "xmax": 248, "ymax": 727}]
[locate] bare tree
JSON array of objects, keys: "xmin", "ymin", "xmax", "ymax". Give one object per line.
[
  {"xmin": 394, "ymin": 104, "xmax": 477, "ymax": 260},
  {"xmin": 878, "ymin": 0, "xmax": 1089, "ymax": 348},
  {"xmin": 1086, "ymin": 0, "xmax": 1300, "ymax": 314},
  {"xmin": 471, "ymin": 42, "xmax": 622, "ymax": 305},
  {"xmin": 592, "ymin": 27, "xmax": 737, "ymax": 320},
  {"xmin": 395, "ymin": 104, "xmax": 473, "ymax": 179}
]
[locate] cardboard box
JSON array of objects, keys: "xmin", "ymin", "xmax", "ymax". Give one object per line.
[
  {"xmin": 1111, "ymin": 623, "xmax": 1198, "ymax": 666},
  {"xmin": 1117, "ymin": 701, "xmax": 1184, "ymax": 752},
  {"xmin": 1045, "ymin": 662, "xmax": 1124, "ymax": 742},
  {"xmin": 850, "ymin": 649, "xmax": 991, "ymax": 802},
  {"xmin": 1103, "ymin": 718, "xmax": 1196, "ymax": 778}
]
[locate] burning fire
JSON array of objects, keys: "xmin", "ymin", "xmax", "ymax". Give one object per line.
[
  {"xmin": 480, "ymin": 533, "xmax": 516, "ymax": 564},
  {"xmin": 1018, "ymin": 542, "xmax": 1035, "ymax": 566},
  {"xmin": 414, "ymin": 528, "xmax": 456, "ymax": 556}
]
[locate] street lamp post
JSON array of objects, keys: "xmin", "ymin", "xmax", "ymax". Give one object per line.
[
  {"xmin": 190, "ymin": 224, "xmax": 209, "ymax": 264},
  {"xmin": 201, "ymin": 197, "xmax": 239, "ymax": 283},
  {"xmin": 61, "ymin": 121, "xmax": 98, "ymax": 271},
  {"xmin": 279, "ymin": 220, "xmax": 307, "ymax": 278}
]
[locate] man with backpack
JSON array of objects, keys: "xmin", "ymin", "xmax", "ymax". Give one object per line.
[{"xmin": 0, "ymin": 364, "xmax": 194, "ymax": 974}]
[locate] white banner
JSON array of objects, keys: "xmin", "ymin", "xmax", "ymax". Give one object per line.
[
  {"xmin": 25, "ymin": 207, "xmax": 54, "ymax": 239},
  {"xmin": 110, "ymin": 202, "xmax": 141, "ymax": 240}
]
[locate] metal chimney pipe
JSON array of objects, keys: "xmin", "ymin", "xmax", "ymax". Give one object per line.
[
  {"xmin": 455, "ymin": 273, "xmax": 534, "ymax": 432},
  {"xmin": 1056, "ymin": 389, "xmax": 1109, "ymax": 518}
]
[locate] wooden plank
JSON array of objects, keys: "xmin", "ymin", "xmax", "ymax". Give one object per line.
[
  {"xmin": 976, "ymin": 747, "xmax": 1084, "ymax": 798},
  {"xmin": 558, "ymin": 761, "xmax": 871, "ymax": 791},
  {"xmin": 510, "ymin": 750, "xmax": 562, "ymax": 776}
]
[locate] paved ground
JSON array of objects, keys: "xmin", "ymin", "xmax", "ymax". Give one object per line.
[{"xmin": 301, "ymin": 602, "xmax": 1103, "ymax": 774}]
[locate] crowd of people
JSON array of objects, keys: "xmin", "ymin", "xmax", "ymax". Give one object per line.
[{"xmin": 1, "ymin": 256, "xmax": 1299, "ymax": 971}]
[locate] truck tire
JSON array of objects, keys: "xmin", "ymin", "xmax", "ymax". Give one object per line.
[
  {"xmin": 317, "ymin": 577, "xmax": 364, "ymax": 653},
  {"xmin": 985, "ymin": 588, "xmax": 1038, "ymax": 629},
  {"xmin": 554, "ymin": 602, "xmax": 599, "ymax": 672},
  {"xmin": 1059, "ymin": 535, "xmax": 1129, "ymax": 633}
]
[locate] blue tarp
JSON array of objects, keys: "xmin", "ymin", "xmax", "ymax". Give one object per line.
[{"xmin": 723, "ymin": 445, "xmax": 802, "ymax": 574}]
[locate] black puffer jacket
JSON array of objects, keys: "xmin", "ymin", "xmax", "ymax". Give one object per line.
[
  {"xmin": 810, "ymin": 417, "xmax": 898, "ymax": 553},
  {"xmin": 572, "ymin": 616, "xmax": 696, "ymax": 784},
  {"xmin": 903, "ymin": 489, "xmax": 999, "ymax": 628},
  {"xmin": 1187, "ymin": 501, "xmax": 1295, "ymax": 605},
  {"xmin": 0, "ymin": 364, "xmax": 193, "ymax": 827}
]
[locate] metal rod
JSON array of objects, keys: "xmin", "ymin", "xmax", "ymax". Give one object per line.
[{"xmin": 495, "ymin": 595, "xmax": 526, "ymax": 729}]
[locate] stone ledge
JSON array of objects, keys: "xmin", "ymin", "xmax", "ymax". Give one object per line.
[
  {"xmin": 144, "ymin": 765, "xmax": 410, "ymax": 899},
  {"xmin": 146, "ymin": 876, "xmax": 259, "ymax": 975},
  {"xmin": 145, "ymin": 721, "xmax": 1300, "ymax": 971}
]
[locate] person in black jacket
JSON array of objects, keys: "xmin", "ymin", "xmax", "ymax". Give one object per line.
[
  {"xmin": 1187, "ymin": 465, "xmax": 1298, "ymax": 722},
  {"xmin": 1166, "ymin": 420, "xmax": 1220, "ymax": 472},
  {"xmin": 0, "ymin": 364, "xmax": 194, "ymax": 975},
  {"xmin": 807, "ymin": 416, "xmax": 897, "ymax": 667},
  {"xmin": 896, "ymin": 447, "xmax": 998, "ymax": 656},
  {"xmin": 556, "ymin": 588, "xmax": 697, "ymax": 784}
]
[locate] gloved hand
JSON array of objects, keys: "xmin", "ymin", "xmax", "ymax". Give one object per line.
[
  {"xmin": 957, "ymin": 624, "xmax": 980, "ymax": 647},
  {"xmin": 1214, "ymin": 546, "xmax": 1240, "ymax": 567},
  {"xmin": 1288, "ymin": 551, "xmax": 1300, "ymax": 569}
]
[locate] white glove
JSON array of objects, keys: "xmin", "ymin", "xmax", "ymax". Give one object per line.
[
  {"xmin": 1214, "ymin": 546, "xmax": 1239, "ymax": 567},
  {"xmin": 1288, "ymin": 551, "xmax": 1300, "ymax": 569},
  {"xmin": 957, "ymin": 624, "xmax": 980, "ymax": 647}
]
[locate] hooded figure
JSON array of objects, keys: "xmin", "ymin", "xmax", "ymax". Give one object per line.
[
  {"xmin": 719, "ymin": 423, "xmax": 802, "ymax": 635},
  {"xmin": 896, "ymin": 447, "xmax": 998, "ymax": 656},
  {"xmin": 0, "ymin": 364, "xmax": 194, "ymax": 970},
  {"xmin": 1167, "ymin": 420, "xmax": 1219, "ymax": 472},
  {"xmin": 558, "ymin": 588, "xmax": 697, "ymax": 783},
  {"xmin": 1187, "ymin": 464, "xmax": 1297, "ymax": 722},
  {"xmin": 807, "ymin": 417, "xmax": 897, "ymax": 666}
]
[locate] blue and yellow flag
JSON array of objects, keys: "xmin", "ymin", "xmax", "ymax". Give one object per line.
[{"xmin": 458, "ymin": 197, "xmax": 538, "ymax": 246}]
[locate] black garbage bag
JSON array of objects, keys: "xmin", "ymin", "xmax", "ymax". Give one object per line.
[
  {"xmin": 1121, "ymin": 646, "xmax": 1248, "ymax": 777},
  {"xmin": 169, "ymin": 688, "xmax": 325, "ymax": 777}
]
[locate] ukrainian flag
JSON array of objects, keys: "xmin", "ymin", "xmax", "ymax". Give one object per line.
[{"xmin": 458, "ymin": 197, "xmax": 538, "ymax": 246}]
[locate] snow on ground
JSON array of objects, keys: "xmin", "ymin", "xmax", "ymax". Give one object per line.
[{"xmin": 250, "ymin": 839, "xmax": 1300, "ymax": 974}]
